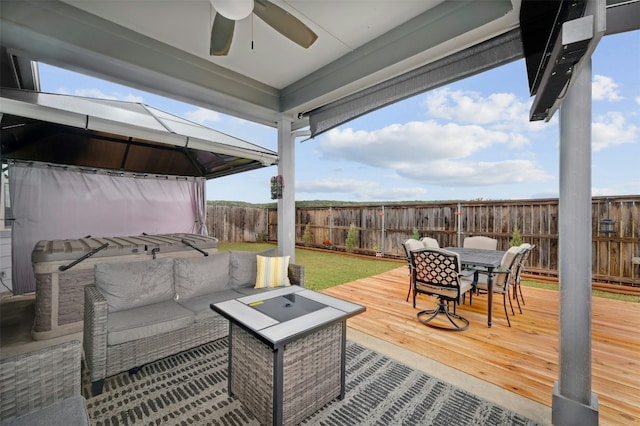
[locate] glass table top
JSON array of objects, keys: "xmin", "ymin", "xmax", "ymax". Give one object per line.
[{"xmin": 248, "ymin": 293, "xmax": 325, "ymax": 323}]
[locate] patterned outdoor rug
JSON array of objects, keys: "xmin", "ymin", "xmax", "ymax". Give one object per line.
[{"xmin": 82, "ymin": 338, "xmax": 539, "ymax": 425}]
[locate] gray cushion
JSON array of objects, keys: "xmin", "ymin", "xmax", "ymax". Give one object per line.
[
  {"xmin": 3, "ymin": 395, "xmax": 89, "ymax": 426},
  {"xmin": 228, "ymin": 248, "xmax": 277, "ymax": 288},
  {"xmin": 107, "ymin": 301, "xmax": 194, "ymax": 345},
  {"xmin": 174, "ymin": 252, "xmax": 231, "ymax": 299},
  {"xmin": 95, "ymin": 258, "xmax": 175, "ymax": 313},
  {"xmin": 177, "ymin": 289, "xmax": 244, "ymax": 321}
]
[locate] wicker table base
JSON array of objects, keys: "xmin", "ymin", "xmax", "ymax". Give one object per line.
[
  {"xmin": 229, "ymin": 321, "xmax": 344, "ymax": 426},
  {"xmin": 212, "ymin": 287, "xmax": 365, "ymax": 425}
]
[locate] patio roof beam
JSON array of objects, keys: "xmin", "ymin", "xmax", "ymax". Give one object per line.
[
  {"xmin": 304, "ymin": 28, "xmax": 523, "ymax": 138},
  {"xmin": 0, "ymin": 0, "xmax": 282, "ymax": 127}
]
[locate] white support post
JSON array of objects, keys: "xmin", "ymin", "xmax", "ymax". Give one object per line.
[
  {"xmin": 277, "ymin": 118, "xmax": 296, "ymax": 263},
  {"xmin": 552, "ymin": 57, "xmax": 599, "ymax": 425}
]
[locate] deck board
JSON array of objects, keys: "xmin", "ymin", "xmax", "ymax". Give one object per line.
[{"xmin": 322, "ymin": 267, "xmax": 640, "ymax": 426}]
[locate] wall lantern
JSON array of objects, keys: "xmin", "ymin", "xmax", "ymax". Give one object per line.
[
  {"xmin": 599, "ymin": 198, "xmax": 616, "ymax": 235},
  {"xmin": 270, "ymin": 175, "xmax": 284, "ymax": 199}
]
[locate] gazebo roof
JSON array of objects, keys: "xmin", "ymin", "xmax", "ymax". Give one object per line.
[{"xmin": 0, "ymin": 88, "xmax": 278, "ymax": 179}]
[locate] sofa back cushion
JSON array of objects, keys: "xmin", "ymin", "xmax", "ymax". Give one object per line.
[
  {"xmin": 174, "ymin": 252, "xmax": 231, "ymax": 300},
  {"xmin": 95, "ymin": 258, "xmax": 175, "ymax": 312},
  {"xmin": 228, "ymin": 248, "xmax": 277, "ymax": 288}
]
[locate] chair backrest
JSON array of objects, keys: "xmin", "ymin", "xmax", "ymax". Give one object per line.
[
  {"xmin": 420, "ymin": 237, "xmax": 440, "ymax": 248},
  {"xmin": 463, "ymin": 236, "xmax": 498, "ymax": 250},
  {"xmin": 519, "ymin": 243, "xmax": 534, "ymax": 264},
  {"xmin": 402, "ymin": 239, "xmax": 425, "ymax": 268},
  {"xmin": 402, "ymin": 238, "xmax": 424, "ymax": 256},
  {"xmin": 411, "ymin": 248, "xmax": 463, "ymax": 301},
  {"xmin": 515, "ymin": 243, "xmax": 535, "ymax": 281},
  {"xmin": 494, "ymin": 246, "xmax": 524, "ymax": 289}
]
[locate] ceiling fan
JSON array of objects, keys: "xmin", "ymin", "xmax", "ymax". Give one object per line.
[{"xmin": 209, "ymin": 0, "xmax": 318, "ymax": 56}]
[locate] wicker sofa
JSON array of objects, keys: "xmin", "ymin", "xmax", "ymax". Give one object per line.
[
  {"xmin": 83, "ymin": 249, "xmax": 304, "ymax": 395},
  {"xmin": 0, "ymin": 340, "xmax": 89, "ymax": 425}
]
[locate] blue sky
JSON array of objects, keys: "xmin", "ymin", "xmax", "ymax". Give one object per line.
[{"xmin": 39, "ymin": 30, "xmax": 639, "ymax": 203}]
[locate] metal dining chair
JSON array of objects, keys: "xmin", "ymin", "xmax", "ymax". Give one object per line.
[
  {"xmin": 513, "ymin": 243, "xmax": 535, "ymax": 309},
  {"xmin": 462, "ymin": 236, "xmax": 498, "ymax": 250},
  {"xmin": 474, "ymin": 246, "xmax": 525, "ymax": 327},
  {"xmin": 402, "ymin": 239, "xmax": 426, "ymax": 302},
  {"xmin": 410, "ymin": 248, "xmax": 475, "ymax": 331},
  {"xmin": 420, "ymin": 237, "xmax": 440, "ymax": 248}
]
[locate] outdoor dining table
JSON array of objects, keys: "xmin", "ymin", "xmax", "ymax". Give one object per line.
[{"xmin": 444, "ymin": 247, "xmax": 505, "ymax": 327}]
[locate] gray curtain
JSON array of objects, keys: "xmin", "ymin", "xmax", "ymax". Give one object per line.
[
  {"xmin": 193, "ymin": 175, "xmax": 208, "ymax": 236},
  {"xmin": 9, "ymin": 162, "xmax": 206, "ymax": 294}
]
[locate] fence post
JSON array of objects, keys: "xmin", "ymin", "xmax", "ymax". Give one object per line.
[
  {"xmin": 381, "ymin": 206, "xmax": 386, "ymax": 255},
  {"xmin": 457, "ymin": 202, "xmax": 463, "ymax": 246},
  {"xmin": 329, "ymin": 207, "xmax": 333, "ymax": 246}
]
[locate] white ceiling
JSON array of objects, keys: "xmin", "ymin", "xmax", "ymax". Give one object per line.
[
  {"xmin": 62, "ymin": 0, "xmax": 452, "ymax": 89},
  {"xmin": 1, "ymin": 0, "xmax": 525, "ymax": 130},
  {"xmin": 3, "ymin": 0, "xmax": 636, "ymax": 134}
]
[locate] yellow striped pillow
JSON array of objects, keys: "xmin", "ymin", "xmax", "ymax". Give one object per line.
[{"xmin": 254, "ymin": 255, "xmax": 291, "ymax": 289}]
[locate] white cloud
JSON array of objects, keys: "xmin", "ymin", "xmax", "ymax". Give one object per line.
[
  {"xmin": 592, "ymin": 112, "xmax": 638, "ymax": 151},
  {"xmin": 296, "ymin": 178, "xmax": 428, "ymax": 201},
  {"xmin": 320, "ymin": 121, "xmax": 551, "ymax": 187},
  {"xmin": 592, "ymin": 75, "xmax": 623, "ymax": 102},
  {"xmin": 619, "ymin": 180, "xmax": 640, "ymax": 194},
  {"xmin": 367, "ymin": 187, "xmax": 428, "ymax": 201},
  {"xmin": 57, "ymin": 88, "xmax": 144, "ymax": 103},
  {"xmin": 297, "ymin": 178, "xmax": 377, "ymax": 193},
  {"xmin": 322, "ymin": 121, "xmax": 512, "ymax": 164},
  {"xmin": 183, "ymin": 108, "xmax": 221, "ymax": 125},
  {"xmin": 424, "ymin": 89, "xmax": 522, "ymax": 123},
  {"xmin": 422, "ymin": 88, "xmax": 545, "ymax": 133},
  {"xmin": 396, "ymin": 159, "xmax": 550, "ymax": 186},
  {"xmin": 529, "ymin": 190, "xmax": 559, "ymax": 199},
  {"xmin": 592, "ymin": 187, "xmax": 622, "ymax": 197}
]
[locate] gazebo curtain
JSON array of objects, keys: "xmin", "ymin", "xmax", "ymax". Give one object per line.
[{"xmin": 9, "ymin": 161, "xmax": 207, "ymax": 294}]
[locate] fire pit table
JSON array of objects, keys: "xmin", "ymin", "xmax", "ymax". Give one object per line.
[{"xmin": 210, "ymin": 286, "xmax": 365, "ymax": 426}]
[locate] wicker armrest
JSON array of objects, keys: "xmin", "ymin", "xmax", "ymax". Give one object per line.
[
  {"xmin": 83, "ymin": 285, "xmax": 109, "ymax": 383},
  {"xmin": 0, "ymin": 340, "xmax": 82, "ymax": 422},
  {"xmin": 288, "ymin": 263, "xmax": 305, "ymax": 287}
]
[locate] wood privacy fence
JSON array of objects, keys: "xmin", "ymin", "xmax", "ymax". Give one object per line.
[{"xmin": 206, "ymin": 196, "xmax": 640, "ymax": 287}]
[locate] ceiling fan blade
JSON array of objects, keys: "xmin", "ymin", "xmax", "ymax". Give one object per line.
[
  {"xmin": 254, "ymin": 0, "xmax": 317, "ymax": 49},
  {"xmin": 210, "ymin": 13, "xmax": 235, "ymax": 56}
]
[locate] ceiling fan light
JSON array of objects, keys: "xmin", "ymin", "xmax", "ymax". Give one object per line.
[{"xmin": 210, "ymin": 0, "xmax": 254, "ymax": 20}]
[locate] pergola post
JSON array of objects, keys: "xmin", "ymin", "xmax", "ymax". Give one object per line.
[
  {"xmin": 277, "ymin": 117, "xmax": 295, "ymax": 263},
  {"xmin": 553, "ymin": 57, "xmax": 599, "ymax": 425}
]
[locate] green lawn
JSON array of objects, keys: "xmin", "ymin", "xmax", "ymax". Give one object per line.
[
  {"xmin": 217, "ymin": 242, "xmax": 402, "ymax": 291},
  {"xmin": 218, "ymin": 242, "xmax": 640, "ymax": 302}
]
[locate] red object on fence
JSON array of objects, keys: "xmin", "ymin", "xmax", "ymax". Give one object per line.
[{"xmin": 454, "ymin": 211, "xmax": 463, "ymax": 216}]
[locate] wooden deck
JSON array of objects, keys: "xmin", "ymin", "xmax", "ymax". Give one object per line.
[{"xmin": 322, "ymin": 267, "xmax": 640, "ymax": 426}]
